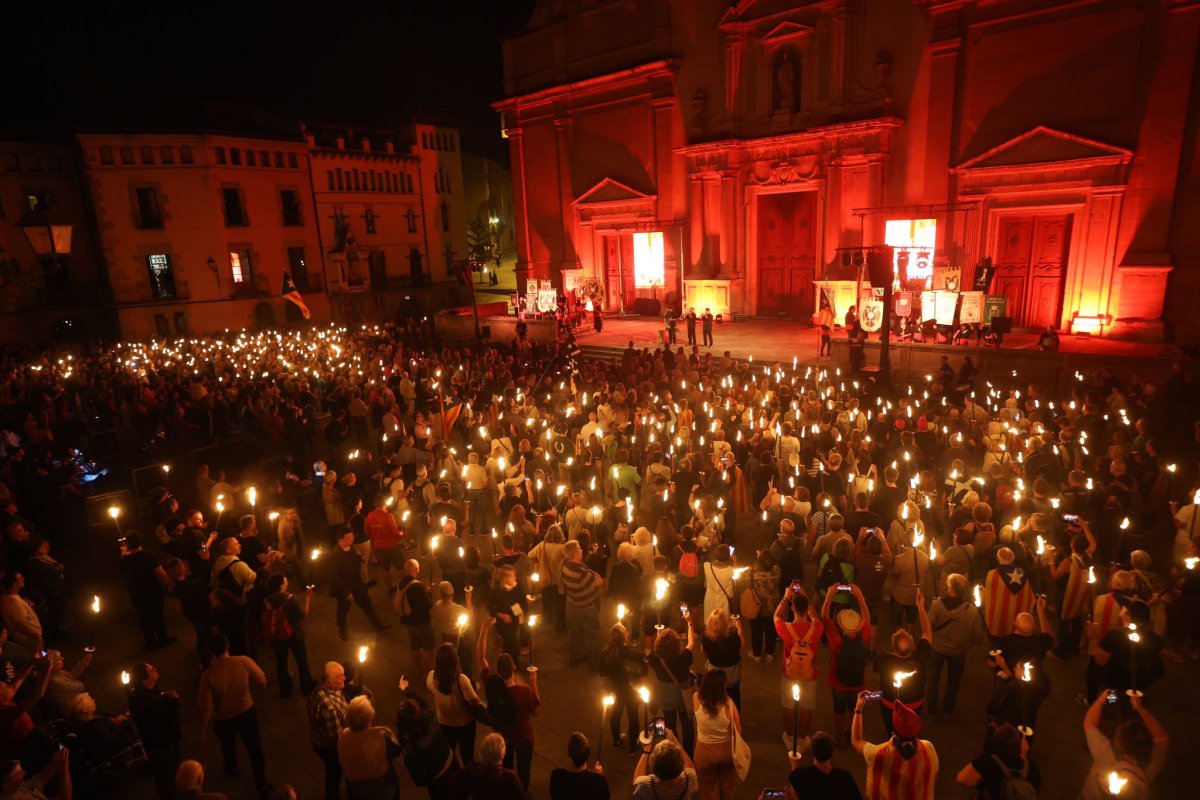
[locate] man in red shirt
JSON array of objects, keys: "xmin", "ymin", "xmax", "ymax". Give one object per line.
[
  {"xmin": 481, "ymin": 637, "xmax": 541, "ymax": 791},
  {"xmin": 774, "ymin": 582, "xmax": 823, "ymax": 754},
  {"xmin": 364, "ymin": 494, "xmax": 406, "ymax": 595}
]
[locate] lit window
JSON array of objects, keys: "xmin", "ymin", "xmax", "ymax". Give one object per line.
[
  {"xmin": 885, "ymin": 219, "xmax": 936, "ymax": 284},
  {"xmin": 633, "ymin": 231, "xmax": 665, "ymax": 287},
  {"xmin": 230, "ymin": 251, "xmax": 245, "ymax": 284}
]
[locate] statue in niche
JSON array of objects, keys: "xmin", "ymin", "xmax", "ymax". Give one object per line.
[{"xmin": 774, "ymin": 50, "xmax": 797, "ymax": 113}]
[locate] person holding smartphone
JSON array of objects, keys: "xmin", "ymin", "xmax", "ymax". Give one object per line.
[{"xmin": 785, "ymin": 731, "xmax": 862, "ymax": 800}]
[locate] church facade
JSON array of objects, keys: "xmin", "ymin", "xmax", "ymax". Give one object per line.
[{"xmin": 495, "ymin": 0, "xmax": 1200, "ymax": 342}]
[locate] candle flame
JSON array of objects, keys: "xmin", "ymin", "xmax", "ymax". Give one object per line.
[
  {"xmin": 1088, "ymin": 565, "xmax": 1097, "ymax": 584},
  {"xmin": 528, "ymin": 614, "xmax": 538, "ymax": 628},
  {"xmin": 1107, "ymin": 772, "xmax": 1128, "ymax": 795},
  {"xmin": 655, "ymin": 578, "xmax": 668, "ymax": 601},
  {"xmin": 603, "ymin": 694, "xmax": 615, "ymax": 708},
  {"xmin": 121, "ymin": 670, "xmax": 130, "ymax": 686},
  {"xmin": 638, "ymin": 686, "xmax": 650, "ymax": 704},
  {"xmin": 107, "ymin": 505, "xmax": 120, "ymax": 519},
  {"xmin": 456, "ymin": 613, "xmax": 468, "ymax": 630},
  {"xmin": 893, "ymin": 670, "xmax": 917, "ymax": 689},
  {"xmin": 91, "ymin": 594, "xmax": 101, "ymax": 614},
  {"xmin": 617, "ymin": 603, "xmax": 627, "ymax": 620},
  {"xmin": 973, "ymin": 585, "xmax": 982, "ymax": 607},
  {"xmin": 357, "ymin": 645, "xmax": 368, "ymax": 663}
]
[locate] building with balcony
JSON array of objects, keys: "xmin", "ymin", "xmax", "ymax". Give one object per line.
[
  {"xmin": 0, "ymin": 141, "xmax": 108, "ymax": 344},
  {"xmin": 77, "ymin": 132, "xmax": 329, "ymax": 338},
  {"xmin": 306, "ymin": 123, "xmax": 467, "ymax": 322}
]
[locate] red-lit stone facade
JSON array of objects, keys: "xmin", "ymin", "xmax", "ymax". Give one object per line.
[{"xmin": 496, "ymin": 0, "xmax": 1200, "ymax": 342}]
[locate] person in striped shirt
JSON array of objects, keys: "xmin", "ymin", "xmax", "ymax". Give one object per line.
[
  {"xmin": 852, "ymin": 695, "xmax": 938, "ymax": 800},
  {"xmin": 1083, "ymin": 571, "xmax": 1135, "ymax": 701},
  {"xmin": 1049, "ymin": 522, "xmax": 1097, "ymax": 659},
  {"xmin": 561, "ymin": 540, "xmax": 604, "ymax": 669},
  {"xmin": 982, "ymin": 547, "xmax": 1035, "ymax": 643}
]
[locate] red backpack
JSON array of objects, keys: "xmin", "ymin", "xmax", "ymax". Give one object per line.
[
  {"xmin": 261, "ymin": 598, "xmax": 294, "ymax": 643},
  {"xmin": 679, "ymin": 550, "xmax": 700, "ymax": 579}
]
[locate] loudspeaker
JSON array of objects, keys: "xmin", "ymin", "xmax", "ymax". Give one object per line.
[
  {"xmin": 990, "ymin": 316, "xmax": 1012, "ymax": 335},
  {"xmin": 866, "ymin": 247, "xmax": 894, "ymax": 287}
]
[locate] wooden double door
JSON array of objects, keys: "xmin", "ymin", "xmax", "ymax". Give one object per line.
[
  {"xmin": 993, "ymin": 214, "xmax": 1072, "ymax": 329},
  {"xmin": 757, "ymin": 191, "xmax": 817, "ymax": 318}
]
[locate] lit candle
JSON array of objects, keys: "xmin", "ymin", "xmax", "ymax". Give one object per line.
[
  {"xmin": 791, "ymin": 683, "xmax": 801, "ymax": 755},
  {"xmin": 1107, "ymin": 771, "xmax": 1128, "ymax": 796},
  {"xmin": 637, "ymin": 686, "xmax": 651, "ymax": 739},
  {"xmin": 973, "ymin": 585, "xmax": 983, "ymax": 608},
  {"xmin": 107, "ymin": 505, "xmax": 122, "ymax": 535},
  {"xmin": 120, "ymin": 670, "xmax": 130, "ymax": 686},
  {"xmin": 599, "ymin": 694, "xmax": 616, "ymax": 761},
  {"xmin": 247, "ymin": 486, "xmax": 257, "ymax": 508},
  {"xmin": 527, "ymin": 614, "xmax": 538, "ymax": 669},
  {"xmin": 617, "ymin": 603, "xmax": 627, "ymax": 621}
]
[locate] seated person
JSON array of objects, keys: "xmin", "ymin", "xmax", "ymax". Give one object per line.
[
  {"xmin": 952, "ymin": 324, "xmax": 973, "ymax": 345},
  {"xmin": 1037, "ymin": 325, "xmax": 1060, "ymax": 351}
]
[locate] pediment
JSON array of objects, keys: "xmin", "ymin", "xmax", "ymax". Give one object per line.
[
  {"xmin": 761, "ymin": 21, "xmax": 814, "ymax": 45},
  {"xmin": 956, "ymin": 126, "xmax": 1132, "ymax": 171},
  {"xmin": 572, "ymin": 177, "xmax": 655, "ymax": 206}
]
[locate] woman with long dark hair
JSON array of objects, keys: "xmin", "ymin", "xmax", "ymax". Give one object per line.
[
  {"xmin": 425, "ymin": 643, "xmax": 483, "ymax": 765},
  {"xmin": 692, "ymin": 669, "xmax": 741, "ymax": 800}
]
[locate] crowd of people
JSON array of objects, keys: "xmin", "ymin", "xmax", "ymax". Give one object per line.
[{"xmin": 0, "ymin": 318, "xmax": 1197, "ymax": 800}]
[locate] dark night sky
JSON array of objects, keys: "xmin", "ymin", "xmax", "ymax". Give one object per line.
[{"xmin": 0, "ymin": 1, "xmax": 536, "ymax": 162}]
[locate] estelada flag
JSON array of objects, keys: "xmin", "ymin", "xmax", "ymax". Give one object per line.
[{"xmin": 282, "ymin": 272, "xmax": 311, "ymax": 319}]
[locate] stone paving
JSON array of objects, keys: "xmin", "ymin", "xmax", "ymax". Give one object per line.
[{"xmin": 71, "ymin": 513, "xmax": 1196, "ymax": 800}]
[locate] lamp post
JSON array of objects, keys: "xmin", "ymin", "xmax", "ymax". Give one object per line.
[{"xmin": 17, "ymin": 209, "xmax": 74, "ymax": 303}]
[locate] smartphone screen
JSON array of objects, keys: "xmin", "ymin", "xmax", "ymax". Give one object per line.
[
  {"xmin": 653, "ymin": 717, "xmax": 667, "ymax": 738},
  {"xmin": 1106, "ymin": 690, "xmax": 1118, "ymax": 704},
  {"xmin": 864, "ymin": 691, "xmax": 883, "ymax": 701},
  {"xmin": 763, "ymin": 792, "xmax": 787, "ymax": 800}
]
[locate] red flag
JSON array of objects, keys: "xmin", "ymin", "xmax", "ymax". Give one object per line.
[{"xmin": 282, "ymin": 272, "xmax": 311, "ymax": 319}]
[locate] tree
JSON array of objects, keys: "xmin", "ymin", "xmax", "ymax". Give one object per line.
[{"xmin": 466, "ymin": 215, "xmax": 497, "ymax": 264}]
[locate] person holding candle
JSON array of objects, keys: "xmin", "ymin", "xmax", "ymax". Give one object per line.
[
  {"xmin": 649, "ymin": 624, "xmax": 697, "ymax": 756},
  {"xmin": 330, "ymin": 528, "xmax": 391, "ymax": 642},
  {"xmin": 1079, "ymin": 690, "xmax": 1168, "ymax": 799},
  {"xmin": 1049, "ymin": 522, "xmax": 1097, "ymax": 659},
  {"xmin": 982, "ymin": 547, "xmax": 1036, "ymax": 644},
  {"xmin": 561, "ymin": 540, "xmax": 604, "ymax": 669},
  {"xmin": 487, "ymin": 564, "xmax": 528, "ymax": 664},
  {"xmin": 954, "ymin": 722, "xmax": 1041, "ymax": 798},
  {"xmin": 691, "ymin": 669, "xmax": 741, "ymax": 800},
  {"xmin": 128, "ymin": 661, "xmax": 183, "ymax": 800},
  {"xmin": 1091, "ymin": 601, "xmax": 1164, "ymax": 696},
  {"xmin": 925, "ymin": 574, "xmax": 983, "ymax": 723},
  {"xmin": 427, "ymin": 643, "xmax": 486, "ymax": 767},
  {"xmin": 396, "ymin": 560, "xmax": 436, "ymax": 679},
  {"xmin": 699, "ymin": 608, "xmax": 744, "ymax": 710},
  {"xmin": 774, "ymin": 582, "xmax": 821, "ymax": 753},
  {"xmin": 549, "ymin": 733, "xmax": 609, "ymax": 800},
  {"xmin": 118, "ymin": 531, "xmax": 175, "ymax": 652},
  {"xmin": 872, "ymin": 588, "xmax": 932, "ymax": 735},
  {"xmin": 261, "ymin": 574, "xmax": 316, "ymax": 697},
  {"xmin": 600, "ymin": 623, "xmax": 647, "ymax": 752},
  {"xmin": 479, "ymin": 647, "xmax": 540, "ymax": 790},
  {"xmin": 785, "ymin": 731, "xmax": 862, "ymax": 799}
]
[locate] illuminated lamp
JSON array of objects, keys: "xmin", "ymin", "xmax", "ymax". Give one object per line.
[{"xmin": 1070, "ymin": 313, "xmax": 1111, "ymax": 335}]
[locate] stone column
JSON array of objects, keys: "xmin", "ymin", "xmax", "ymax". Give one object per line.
[
  {"xmin": 554, "ymin": 115, "xmax": 577, "ymax": 287},
  {"xmin": 507, "ymin": 126, "xmax": 534, "ymax": 289}
]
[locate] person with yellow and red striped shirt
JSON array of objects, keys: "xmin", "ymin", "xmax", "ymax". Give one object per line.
[
  {"xmin": 983, "ymin": 548, "xmax": 1035, "ymax": 642},
  {"xmin": 852, "ymin": 695, "xmax": 938, "ymax": 800},
  {"xmin": 1049, "ymin": 522, "xmax": 1097, "ymax": 659},
  {"xmin": 1082, "ymin": 571, "xmax": 1136, "ymax": 702}
]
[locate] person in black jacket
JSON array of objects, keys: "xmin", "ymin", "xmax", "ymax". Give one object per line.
[
  {"xmin": 165, "ymin": 557, "xmax": 213, "ymax": 668},
  {"xmin": 330, "ymin": 528, "xmax": 390, "ymax": 641},
  {"xmin": 127, "ymin": 662, "xmax": 182, "ymax": 800}
]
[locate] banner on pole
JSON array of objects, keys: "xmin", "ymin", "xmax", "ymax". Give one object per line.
[
  {"xmin": 934, "ymin": 291, "xmax": 959, "ymax": 326},
  {"xmin": 984, "ymin": 295, "xmax": 1009, "ymax": 325},
  {"xmin": 894, "ymin": 292, "xmax": 912, "ymax": 318},
  {"xmin": 859, "ymin": 300, "xmax": 884, "ymax": 332},
  {"xmin": 921, "ymin": 290, "xmax": 937, "ymax": 322},
  {"xmin": 959, "ymin": 291, "xmax": 984, "ymax": 324},
  {"xmin": 933, "ymin": 268, "xmax": 962, "ymax": 292}
]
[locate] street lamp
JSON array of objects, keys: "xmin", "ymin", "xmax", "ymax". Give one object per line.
[{"xmin": 17, "ymin": 209, "xmax": 74, "ymax": 300}]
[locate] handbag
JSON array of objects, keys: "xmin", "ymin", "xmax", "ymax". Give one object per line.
[
  {"xmin": 739, "ymin": 585, "xmax": 761, "ymax": 619},
  {"xmin": 729, "ymin": 702, "xmax": 751, "ymax": 780}
]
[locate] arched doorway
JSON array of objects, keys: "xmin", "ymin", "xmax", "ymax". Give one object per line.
[{"xmin": 253, "ymin": 301, "xmax": 276, "ymax": 330}]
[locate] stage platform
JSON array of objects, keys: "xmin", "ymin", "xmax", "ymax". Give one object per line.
[{"xmin": 573, "ymin": 315, "xmax": 1196, "ymax": 388}]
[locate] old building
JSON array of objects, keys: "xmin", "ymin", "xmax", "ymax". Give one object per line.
[
  {"xmin": 0, "ymin": 141, "xmax": 108, "ymax": 344},
  {"xmin": 495, "ymin": 0, "xmax": 1200, "ymax": 342},
  {"xmin": 77, "ymin": 132, "xmax": 328, "ymax": 338}
]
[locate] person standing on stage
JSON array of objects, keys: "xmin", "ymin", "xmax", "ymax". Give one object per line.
[
  {"xmin": 685, "ymin": 307, "xmax": 698, "ymax": 346},
  {"xmin": 701, "ymin": 309, "xmax": 714, "ymax": 347}
]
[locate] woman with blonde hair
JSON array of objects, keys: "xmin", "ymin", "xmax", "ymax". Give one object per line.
[
  {"xmin": 700, "ymin": 607, "xmax": 744, "ymax": 709},
  {"xmin": 528, "ymin": 525, "xmax": 567, "ymax": 632},
  {"xmin": 630, "ymin": 527, "xmax": 656, "ymax": 575},
  {"xmin": 506, "ymin": 504, "xmax": 534, "ymax": 552},
  {"xmin": 275, "ymin": 507, "xmax": 302, "ymax": 565},
  {"xmin": 691, "ymin": 669, "xmax": 743, "ymax": 800}
]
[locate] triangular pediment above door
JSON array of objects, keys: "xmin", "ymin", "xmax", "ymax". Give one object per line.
[
  {"xmin": 573, "ymin": 177, "xmax": 656, "ymax": 207},
  {"xmin": 955, "ymin": 126, "xmax": 1132, "ymax": 171}
]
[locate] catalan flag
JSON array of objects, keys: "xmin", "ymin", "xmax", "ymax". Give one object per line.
[{"xmin": 282, "ymin": 271, "xmax": 311, "ymax": 320}]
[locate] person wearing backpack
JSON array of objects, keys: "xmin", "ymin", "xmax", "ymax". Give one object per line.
[
  {"xmin": 773, "ymin": 583, "xmax": 822, "ymax": 754},
  {"xmin": 955, "ymin": 723, "xmax": 1041, "ymax": 800},
  {"xmin": 820, "ymin": 583, "xmax": 872, "ymax": 748},
  {"xmin": 395, "ymin": 559, "xmax": 436, "ymax": 679},
  {"xmin": 262, "ymin": 573, "xmax": 316, "ymax": 697},
  {"xmin": 926, "ymin": 573, "xmax": 983, "ymax": 723},
  {"xmin": 1077, "ymin": 690, "xmax": 1168, "ymax": 800}
]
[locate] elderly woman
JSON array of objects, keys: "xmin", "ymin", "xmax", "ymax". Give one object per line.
[
  {"xmin": 61, "ymin": 692, "xmax": 138, "ymax": 764},
  {"xmin": 338, "ymin": 696, "xmax": 401, "ymax": 800},
  {"xmin": 275, "ymin": 507, "xmax": 303, "ymax": 566},
  {"xmin": 41, "ymin": 649, "xmax": 93, "ymax": 719},
  {"xmin": 487, "ymin": 565, "xmax": 528, "ymax": 661},
  {"xmin": 457, "ymin": 732, "xmax": 526, "ymax": 800},
  {"xmin": 630, "ymin": 527, "xmax": 656, "ymax": 575}
]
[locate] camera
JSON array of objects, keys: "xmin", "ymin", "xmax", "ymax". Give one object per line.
[{"xmin": 653, "ymin": 716, "xmax": 667, "ymax": 739}]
